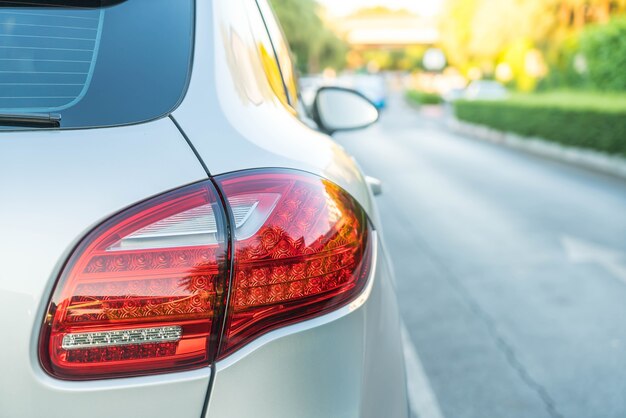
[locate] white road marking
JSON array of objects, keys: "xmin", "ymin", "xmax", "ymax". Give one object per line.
[
  {"xmin": 562, "ymin": 235, "xmax": 626, "ymax": 284},
  {"xmin": 401, "ymin": 324, "xmax": 445, "ymax": 418}
]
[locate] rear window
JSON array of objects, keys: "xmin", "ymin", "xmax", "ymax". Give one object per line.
[{"xmin": 0, "ymin": 0, "xmax": 193, "ymax": 129}]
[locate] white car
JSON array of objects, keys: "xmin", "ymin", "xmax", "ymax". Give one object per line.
[
  {"xmin": 330, "ymin": 74, "xmax": 388, "ymax": 110},
  {"xmin": 0, "ymin": 1, "xmax": 409, "ymax": 418},
  {"xmin": 351, "ymin": 74, "xmax": 388, "ymax": 109},
  {"xmin": 464, "ymin": 80, "xmax": 508, "ymax": 101}
]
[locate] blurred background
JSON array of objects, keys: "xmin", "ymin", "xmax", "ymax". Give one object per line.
[
  {"xmin": 273, "ymin": 0, "xmax": 626, "ymax": 118},
  {"xmin": 270, "ymin": 1, "xmax": 626, "ymax": 418}
]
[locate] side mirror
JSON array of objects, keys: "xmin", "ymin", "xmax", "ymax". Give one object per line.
[{"xmin": 312, "ymin": 86, "xmax": 379, "ymax": 135}]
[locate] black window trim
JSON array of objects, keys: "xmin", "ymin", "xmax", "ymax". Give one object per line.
[{"xmin": 253, "ymin": 0, "xmax": 298, "ymax": 110}]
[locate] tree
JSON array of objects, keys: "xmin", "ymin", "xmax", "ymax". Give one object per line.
[
  {"xmin": 439, "ymin": 0, "xmax": 479, "ymax": 70},
  {"xmin": 439, "ymin": 0, "xmax": 626, "ymax": 90},
  {"xmin": 269, "ymin": 0, "xmax": 347, "ymax": 73},
  {"xmin": 580, "ymin": 17, "xmax": 626, "ymax": 90}
]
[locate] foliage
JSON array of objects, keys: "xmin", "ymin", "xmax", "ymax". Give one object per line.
[
  {"xmin": 454, "ymin": 91, "xmax": 626, "ymax": 155},
  {"xmin": 269, "ymin": 0, "xmax": 347, "ymax": 73},
  {"xmin": 439, "ymin": 0, "xmax": 555, "ymax": 72},
  {"xmin": 500, "ymin": 39, "xmax": 539, "ymax": 91},
  {"xmin": 406, "ymin": 90, "xmax": 443, "ymax": 105},
  {"xmin": 439, "ymin": 0, "xmax": 479, "ymax": 71},
  {"xmin": 348, "ymin": 46, "xmax": 427, "ymax": 72},
  {"xmin": 398, "ymin": 46, "xmax": 428, "ymax": 71},
  {"xmin": 507, "ymin": 91, "xmax": 626, "ymax": 111},
  {"xmin": 539, "ymin": 35, "xmax": 587, "ymax": 90},
  {"xmin": 439, "ymin": 0, "xmax": 626, "ymax": 90},
  {"xmin": 580, "ymin": 17, "xmax": 626, "ymax": 91}
]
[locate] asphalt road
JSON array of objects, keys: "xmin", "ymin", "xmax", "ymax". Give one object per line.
[{"xmin": 335, "ymin": 93, "xmax": 626, "ymax": 418}]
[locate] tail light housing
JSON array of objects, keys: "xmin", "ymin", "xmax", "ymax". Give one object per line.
[
  {"xmin": 216, "ymin": 172, "xmax": 371, "ymax": 357},
  {"xmin": 39, "ymin": 183, "xmax": 229, "ymax": 379},
  {"xmin": 40, "ymin": 170, "xmax": 372, "ymax": 380}
]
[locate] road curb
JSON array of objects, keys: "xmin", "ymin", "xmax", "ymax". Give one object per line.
[{"xmin": 448, "ymin": 118, "xmax": 626, "ymax": 180}]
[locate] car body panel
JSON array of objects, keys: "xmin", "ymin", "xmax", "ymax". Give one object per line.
[
  {"xmin": 465, "ymin": 80, "xmax": 508, "ymax": 101},
  {"xmin": 0, "ymin": 1, "xmax": 408, "ymax": 417},
  {"xmin": 172, "ymin": 0, "xmax": 376, "ymax": 222},
  {"xmin": 0, "ymin": 119, "xmax": 211, "ymax": 418},
  {"xmin": 173, "ymin": 2, "xmax": 407, "ymax": 417},
  {"xmin": 205, "ymin": 236, "xmax": 409, "ymax": 418}
]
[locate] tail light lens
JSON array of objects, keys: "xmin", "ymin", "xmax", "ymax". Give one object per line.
[
  {"xmin": 216, "ymin": 171, "xmax": 371, "ymax": 357},
  {"xmin": 40, "ymin": 170, "xmax": 371, "ymax": 380},
  {"xmin": 39, "ymin": 183, "xmax": 229, "ymax": 379}
]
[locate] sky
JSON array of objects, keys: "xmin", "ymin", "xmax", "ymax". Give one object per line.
[{"xmin": 317, "ymin": 0, "xmax": 443, "ymax": 17}]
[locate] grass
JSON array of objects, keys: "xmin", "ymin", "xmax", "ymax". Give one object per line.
[{"xmin": 506, "ymin": 90, "xmax": 626, "ymax": 112}]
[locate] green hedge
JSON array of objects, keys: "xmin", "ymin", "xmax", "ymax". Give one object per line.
[
  {"xmin": 454, "ymin": 94, "xmax": 626, "ymax": 156},
  {"xmin": 406, "ymin": 90, "xmax": 443, "ymax": 105}
]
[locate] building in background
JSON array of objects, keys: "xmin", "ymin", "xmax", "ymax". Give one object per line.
[{"xmin": 333, "ymin": 8, "xmax": 439, "ymax": 49}]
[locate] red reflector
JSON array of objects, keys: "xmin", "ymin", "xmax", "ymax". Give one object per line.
[
  {"xmin": 40, "ymin": 183, "xmax": 229, "ymax": 380},
  {"xmin": 216, "ymin": 171, "xmax": 372, "ymax": 358}
]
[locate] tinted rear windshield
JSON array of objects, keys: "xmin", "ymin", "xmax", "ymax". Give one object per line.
[{"xmin": 0, "ymin": 0, "xmax": 193, "ymax": 129}]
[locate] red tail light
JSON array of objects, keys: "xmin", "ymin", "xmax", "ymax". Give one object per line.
[
  {"xmin": 216, "ymin": 171, "xmax": 371, "ymax": 357},
  {"xmin": 39, "ymin": 183, "xmax": 229, "ymax": 379},
  {"xmin": 40, "ymin": 170, "xmax": 371, "ymax": 379}
]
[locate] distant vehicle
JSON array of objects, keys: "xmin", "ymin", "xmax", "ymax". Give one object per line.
[
  {"xmin": 352, "ymin": 74, "xmax": 388, "ymax": 109},
  {"xmin": 300, "ymin": 73, "xmax": 387, "ymax": 112},
  {"xmin": 443, "ymin": 87, "xmax": 467, "ymax": 103},
  {"xmin": 465, "ymin": 80, "xmax": 508, "ymax": 101},
  {"xmin": 299, "ymin": 75, "xmax": 325, "ymax": 108}
]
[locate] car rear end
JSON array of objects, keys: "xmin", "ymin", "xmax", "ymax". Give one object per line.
[
  {"xmin": 0, "ymin": 1, "xmax": 409, "ymax": 417},
  {"xmin": 0, "ymin": 2, "xmax": 214, "ymax": 417}
]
